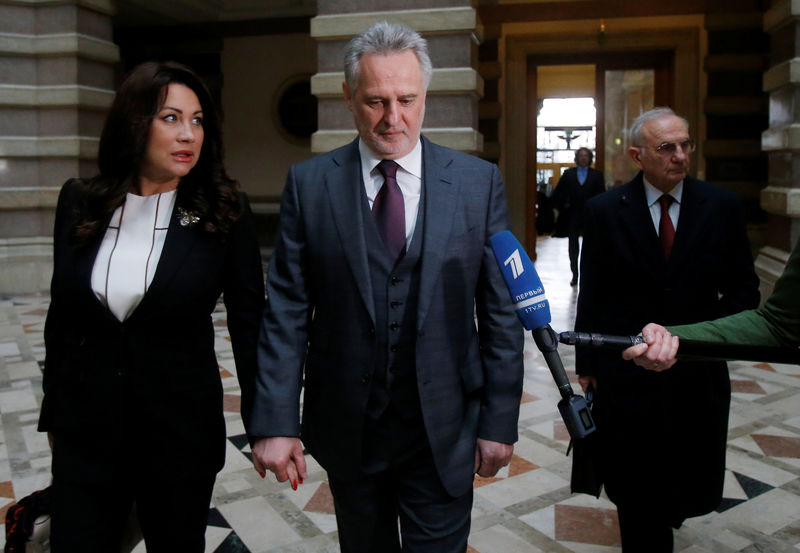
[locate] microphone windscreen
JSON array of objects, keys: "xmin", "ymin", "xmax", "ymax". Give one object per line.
[{"xmin": 489, "ymin": 230, "xmax": 551, "ymax": 330}]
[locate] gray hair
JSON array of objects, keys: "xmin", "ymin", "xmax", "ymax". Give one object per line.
[
  {"xmin": 629, "ymin": 107, "xmax": 689, "ymax": 146},
  {"xmin": 343, "ymin": 21, "xmax": 433, "ymax": 92}
]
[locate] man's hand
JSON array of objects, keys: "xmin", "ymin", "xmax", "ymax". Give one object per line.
[
  {"xmin": 474, "ymin": 438, "xmax": 513, "ymax": 478},
  {"xmin": 578, "ymin": 375, "xmax": 597, "ymax": 393},
  {"xmin": 621, "ymin": 323, "xmax": 679, "ymax": 372},
  {"xmin": 251, "ymin": 436, "xmax": 308, "ymax": 490}
]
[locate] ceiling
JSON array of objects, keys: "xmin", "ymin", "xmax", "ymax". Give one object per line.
[{"xmin": 113, "ymin": 0, "xmax": 316, "ymax": 26}]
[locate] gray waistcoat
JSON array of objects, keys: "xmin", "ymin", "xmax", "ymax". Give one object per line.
[{"xmin": 361, "ymin": 185, "xmax": 425, "ymax": 420}]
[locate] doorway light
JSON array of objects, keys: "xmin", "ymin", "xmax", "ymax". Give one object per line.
[{"xmin": 538, "ymin": 98, "xmax": 596, "ymax": 127}]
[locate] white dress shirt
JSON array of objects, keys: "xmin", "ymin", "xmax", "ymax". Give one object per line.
[
  {"xmin": 359, "ymin": 138, "xmax": 422, "ymax": 249},
  {"xmin": 91, "ymin": 190, "xmax": 176, "ymax": 321},
  {"xmin": 643, "ymin": 177, "xmax": 682, "ymax": 236}
]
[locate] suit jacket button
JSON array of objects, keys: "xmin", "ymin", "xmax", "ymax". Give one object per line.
[
  {"xmin": 361, "ymin": 373, "xmax": 370, "ymax": 384},
  {"xmin": 390, "ymin": 345, "xmax": 399, "ymax": 352},
  {"xmin": 390, "ymin": 322, "xmax": 400, "ymax": 330}
]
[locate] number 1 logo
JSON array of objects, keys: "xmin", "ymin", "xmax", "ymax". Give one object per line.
[{"xmin": 504, "ymin": 249, "xmax": 524, "ymax": 279}]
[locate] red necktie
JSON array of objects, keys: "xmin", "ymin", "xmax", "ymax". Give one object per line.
[
  {"xmin": 373, "ymin": 160, "xmax": 406, "ymax": 262},
  {"xmin": 658, "ymin": 194, "xmax": 675, "ymax": 260}
]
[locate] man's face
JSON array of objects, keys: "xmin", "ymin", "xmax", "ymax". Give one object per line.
[
  {"xmin": 628, "ymin": 115, "xmax": 691, "ymax": 193},
  {"xmin": 575, "ymin": 150, "xmax": 591, "ymax": 168},
  {"xmin": 343, "ymin": 50, "xmax": 426, "ymax": 159}
]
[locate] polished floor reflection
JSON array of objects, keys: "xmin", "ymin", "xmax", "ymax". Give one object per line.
[{"xmin": 0, "ymin": 235, "xmax": 798, "ymax": 552}]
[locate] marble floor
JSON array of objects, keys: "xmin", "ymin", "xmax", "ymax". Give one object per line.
[{"xmin": 1, "ymin": 236, "xmax": 799, "ymax": 552}]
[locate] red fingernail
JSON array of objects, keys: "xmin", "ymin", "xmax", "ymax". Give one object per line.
[
  {"xmin": 299, "ymin": 477, "xmax": 304, "ymax": 484},
  {"xmin": 259, "ymin": 471, "xmax": 265, "ymax": 478},
  {"xmin": 291, "ymin": 479, "xmax": 297, "ymax": 490}
]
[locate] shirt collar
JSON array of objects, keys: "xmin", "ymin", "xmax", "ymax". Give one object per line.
[
  {"xmin": 643, "ymin": 175, "xmax": 683, "ymax": 208},
  {"xmin": 358, "ymin": 138, "xmax": 423, "ymax": 179}
]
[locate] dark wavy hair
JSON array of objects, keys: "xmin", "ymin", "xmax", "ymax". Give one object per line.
[{"xmin": 73, "ymin": 61, "xmax": 240, "ymax": 242}]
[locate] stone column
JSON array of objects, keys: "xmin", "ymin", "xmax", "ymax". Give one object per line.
[
  {"xmin": 760, "ymin": 0, "xmax": 800, "ymax": 298},
  {"xmin": 0, "ymin": 0, "xmax": 118, "ymax": 294},
  {"xmin": 309, "ymin": 1, "xmax": 484, "ymax": 155}
]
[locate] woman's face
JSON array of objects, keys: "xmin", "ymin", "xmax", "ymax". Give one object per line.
[{"xmin": 139, "ymin": 83, "xmax": 204, "ymax": 192}]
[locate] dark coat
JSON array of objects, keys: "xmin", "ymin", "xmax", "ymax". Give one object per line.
[
  {"xmin": 575, "ymin": 172, "xmax": 759, "ymax": 519},
  {"xmin": 40, "ymin": 179, "xmax": 265, "ymax": 477},
  {"xmin": 553, "ymin": 166, "xmax": 605, "ymax": 237},
  {"xmin": 249, "ymin": 136, "xmax": 525, "ymax": 497}
]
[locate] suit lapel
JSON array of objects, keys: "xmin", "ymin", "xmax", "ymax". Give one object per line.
[
  {"xmin": 417, "ymin": 137, "xmax": 460, "ymax": 331},
  {"xmin": 618, "ymin": 174, "xmax": 664, "ymax": 271},
  {"xmin": 325, "ymin": 140, "xmax": 376, "ymax": 324},
  {"xmin": 130, "ymin": 198, "xmax": 199, "ymax": 317},
  {"xmin": 72, "ymin": 233, "xmax": 119, "ymax": 323},
  {"xmin": 669, "ymin": 176, "xmax": 707, "ymax": 273},
  {"xmin": 73, "ymin": 234, "xmax": 102, "ymax": 298}
]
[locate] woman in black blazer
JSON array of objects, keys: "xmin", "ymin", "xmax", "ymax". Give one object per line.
[{"xmin": 39, "ymin": 62, "xmax": 265, "ymax": 551}]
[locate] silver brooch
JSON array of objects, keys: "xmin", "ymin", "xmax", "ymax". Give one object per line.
[{"xmin": 177, "ymin": 207, "xmax": 200, "ymax": 227}]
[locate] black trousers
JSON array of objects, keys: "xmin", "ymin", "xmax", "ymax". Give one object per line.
[
  {"xmin": 50, "ymin": 432, "xmax": 216, "ymax": 552},
  {"xmin": 568, "ymin": 230, "xmax": 581, "ymax": 279},
  {"xmin": 327, "ymin": 408, "xmax": 473, "ymax": 553},
  {"xmin": 616, "ymin": 502, "xmax": 675, "ymax": 553}
]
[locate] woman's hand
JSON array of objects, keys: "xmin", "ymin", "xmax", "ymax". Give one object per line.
[{"xmin": 251, "ymin": 436, "xmax": 307, "ymax": 490}]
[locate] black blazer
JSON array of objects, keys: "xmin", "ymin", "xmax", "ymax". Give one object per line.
[
  {"xmin": 39, "ymin": 179, "xmax": 265, "ymax": 476},
  {"xmin": 575, "ymin": 172, "xmax": 759, "ymax": 518},
  {"xmin": 250, "ymin": 137, "xmax": 524, "ymax": 497},
  {"xmin": 553, "ymin": 166, "xmax": 605, "ymax": 233}
]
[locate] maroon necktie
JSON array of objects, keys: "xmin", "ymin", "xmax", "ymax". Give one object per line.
[
  {"xmin": 658, "ymin": 194, "xmax": 675, "ymax": 260},
  {"xmin": 373, "ymin": 160, "xmax": 406, "ymax": 262}
]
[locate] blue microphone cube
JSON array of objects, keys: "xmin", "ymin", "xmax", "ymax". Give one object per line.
[{"xmin": 490, "ymin": 230, "xmax": 552, "ymax": 330}]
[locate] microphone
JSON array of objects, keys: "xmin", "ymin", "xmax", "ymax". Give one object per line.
[
  {"xmin": 559, "ymin": 331, "xmax": 644, "ymax": 349},
  {"xmin": 490, "ymin": 230, "xmax": 595, "ymax": 439},
  {"xmin": 560, "ymin": 331, "xmax": 800, "ymax": 365}
]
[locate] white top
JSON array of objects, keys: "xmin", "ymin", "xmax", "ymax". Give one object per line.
[
  {"xmin": 643, "ymin": 177, "xmax": 682, "ymax": 236},
  {"xmin": 359, "ymin": 138, "xmax": 422, "ymax": 249},
  {"xmin": 91, "ymin": 190, "xmax": 177, "ymax": 321}
]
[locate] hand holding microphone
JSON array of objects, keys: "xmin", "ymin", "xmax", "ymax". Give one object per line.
[
  {"xmin": 622, "ymin": 323, "xmax": 680, "ymax": 372},
  {"xmin": 586, "ymin": 324, "xmax": 800, "ymax": 365},
  {"xmin": 558, "ymin": 329, "xmax": 677, "ymax": 372}
]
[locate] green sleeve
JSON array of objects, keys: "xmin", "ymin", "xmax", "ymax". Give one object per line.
[{"xmin": 668, "ymin": 240, "xmax": 800, "ymax": 348}]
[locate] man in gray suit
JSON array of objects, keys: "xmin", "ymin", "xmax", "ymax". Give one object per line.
[{"xmin": 248, "ymin": 21, "xmax": 524, "ymax": 552}]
